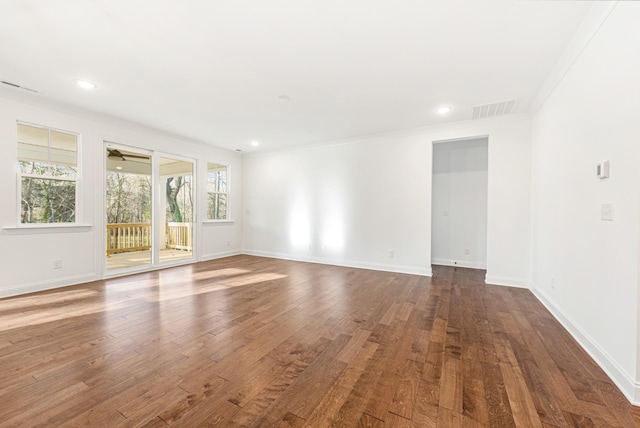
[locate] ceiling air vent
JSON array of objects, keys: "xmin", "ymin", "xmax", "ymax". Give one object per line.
[
  {"xmin": 1, "ymin": 80, "xmax": 40, "ymax": 94},
  {"xmin": 472, "ymin": 99, "xmax": 517, "ymax": 119}
]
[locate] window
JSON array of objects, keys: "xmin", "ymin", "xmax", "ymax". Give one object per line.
[
  {"xmin": 207, "ymin": 163, "xmax": 228, "ymax": 220},
  {"xmin": 16, "ymin": 123, "xmax": 78, "ymax": 224}
]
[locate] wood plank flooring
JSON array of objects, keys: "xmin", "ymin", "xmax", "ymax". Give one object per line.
[{"xmin": 0, "ymin": 255, "xmax": 638, "ymax": 427}]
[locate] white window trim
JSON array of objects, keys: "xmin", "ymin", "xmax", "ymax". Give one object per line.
[
  {"xmin": 16, "ymin": 121, "xmax": 82, "ymax": 227},
  {"xmin": 2, "ymin": 224, "xmax": 92, "ymax": 235},
  {"xmin": 202, "ymin": 219, "xmax": 235, "ymax": 225},
  {"xmin": 206, "ymin": 163, "xmax": 230, "ymax": 221}
]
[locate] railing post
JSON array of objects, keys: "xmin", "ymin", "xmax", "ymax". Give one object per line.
[{"xmin": 106, "ymin": 223, "xmax": 152, "ymax": 255}]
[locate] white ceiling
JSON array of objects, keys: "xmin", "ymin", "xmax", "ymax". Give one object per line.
[{"xmin": 0, "ymin": 1, "xmax": 592, "ymax": 152}]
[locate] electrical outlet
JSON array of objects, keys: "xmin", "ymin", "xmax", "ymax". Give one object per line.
[
  {"xmin": 226, "ymin": 241, "xmax": 231, "ymax": 247},
  {"xmin": 464, "ymin": 248, "xmax": 470, "ymax": 255},
  {"xmin": 388, "ymin": 250, "xmax": 395, "ymax": 258},
  {"xmin": 551, "ymin": 276, "xmax": 556, "ymax": 291},
  {"xmin": 601, "ymin": 203, "xmax": 613, "ymax": 221},
  {"xmin": 53, "ymin": 259, "xmax": 62, "ymax": 269}
]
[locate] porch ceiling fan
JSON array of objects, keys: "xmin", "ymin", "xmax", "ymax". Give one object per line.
[{"xmin": 107, "ymin": 148, "xmax": 149, "ymax": 161}]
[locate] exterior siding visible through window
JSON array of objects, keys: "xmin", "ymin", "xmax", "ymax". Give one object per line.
[
  {"xmin": 16, "ymin": 123, "xmax": 79, "ymax": 224},
  {"xmin": 207, "ymin": 163, "xmax": 228, "ymax": 220}
]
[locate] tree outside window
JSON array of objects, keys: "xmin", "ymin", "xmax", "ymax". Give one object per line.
[
  {"xmin": 207, "ymin": 163, "xmax": 228, "ymax": 220},
  {"xmin": 17, "ymin": 123, "xmax": 78, "ymax": 224}
]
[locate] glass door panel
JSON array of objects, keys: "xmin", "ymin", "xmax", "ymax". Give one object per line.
[
  {"xmin": 158, "ymin": 156, "xmax": 194, "ymax": 264},
  {"xmin": 105, "ymin": 146, "xmax": 152, "ymax": 270}
]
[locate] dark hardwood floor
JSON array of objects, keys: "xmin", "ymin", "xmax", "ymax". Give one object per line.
[{"xmin": 0, "ymin": 255, "xmax": 638, "ymax": 427}]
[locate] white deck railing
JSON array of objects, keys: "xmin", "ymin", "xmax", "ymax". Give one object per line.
[{"xmin": 106, "ymin": 222, "xmax": 192, "ymax": 254}]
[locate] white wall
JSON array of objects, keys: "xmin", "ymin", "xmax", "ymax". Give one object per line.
[
  {"xmin": 0, "ymin": 92, "xmax": 242, "ymax": 298},
  {"xmin": 531, "ymin": 2, "xmax": 640, "ymax": 403},
  {"xmin": 243, "ymin": 115, "xmax": 531, "ymax": 284},
  {"xmin": 242, "ymin": 132, "xmax": 432, "ymax": 275},
  {"xmin": 432, "ymin": 138, "xmax": 488, "ymax": 269}
]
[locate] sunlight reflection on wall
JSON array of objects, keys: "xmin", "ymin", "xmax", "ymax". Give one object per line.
[
  {"xmin": 322, "ymin": 209, "xmax": 345, "ymax": 255},
  {"xmin": 320, "ymin": 177, "xmax": 346, "ymax": 256},
  {"xmin": 289, "ymin": 192, "xmax": 312, "ymax": 251},
  {"xmin": 287, "ymin": 180, "xmax": 346, "ymax": 256}
]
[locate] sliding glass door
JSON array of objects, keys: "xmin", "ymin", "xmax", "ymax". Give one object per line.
[
  {"xmin": 105, "ymin": 146, "xmax": 152, "ymax": 270},
  {"xmin": 105, "ymin": 143, "xmax": 195, "ymax": 273},
  {"xmin": 158, "ymin": 155, "xmax": 194, "ymax": 265}
]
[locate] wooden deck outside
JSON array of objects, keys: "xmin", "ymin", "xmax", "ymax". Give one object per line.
[
  {"xmin": 106, "ymin": 248, "xmax": 192, "ymax": 270},
  {"xmin": 106, "ymin": 223, "xmax": 151, "ymax": 255},
  {"xmin": 105, "ymin": 222, "xmax": 193, "ymax": 270}
]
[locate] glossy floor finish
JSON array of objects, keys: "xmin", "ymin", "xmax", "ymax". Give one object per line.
[{"xmin": 0, "ymin": 256, "xmax": 638, "ymax": 427}]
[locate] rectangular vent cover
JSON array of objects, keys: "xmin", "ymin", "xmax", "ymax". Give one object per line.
[
  {"xmin": 1, "ymin": 80, "xmax": 39, "ymax": 94},
  {"xmin": 472, "ymin": 99, "xmax": 517, "ymax": 119}
]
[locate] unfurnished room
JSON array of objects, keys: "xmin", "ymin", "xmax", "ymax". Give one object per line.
[{"xmin": 1, "ymin": 1, "xmax": 640, "ymax": 426}]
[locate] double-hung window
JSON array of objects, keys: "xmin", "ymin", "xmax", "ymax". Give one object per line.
[
  {"xmin": 16, "ymin": 123, "xmax": 78, "ymax": 224},
  {"xmin": 207, "ymin": 163, "xmax": 228, "ymax": 220}
]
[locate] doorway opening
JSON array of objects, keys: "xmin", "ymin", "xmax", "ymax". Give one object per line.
[{"xmin": 431, "ymin": 137, "xmax": 488, "ymax": 269}]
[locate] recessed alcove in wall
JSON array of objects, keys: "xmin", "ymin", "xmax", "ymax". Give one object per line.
[{"xmin": 431, "ymin": 136, "xmax": 488, "ymax": 269}]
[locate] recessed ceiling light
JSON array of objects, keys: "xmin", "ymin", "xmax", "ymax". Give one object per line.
[
  {"xmin": 436, "ymin": 106, "xmax": 452, "ymax": 114},
  {"xmin": 75, "ymin": 79, "xmax": 97, "ymax": 90},
  {"xmin": 276, "ymin": 94, "xmax": 290, "ymax": 102},
  {"xmin": 251, "ymin": 140, "xmax": 260, "ymax": 147}
]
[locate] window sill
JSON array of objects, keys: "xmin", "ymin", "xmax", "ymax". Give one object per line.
[
  {"xmin": 202, "ymin": 220, "xmax": 234, "ymax": 225},
  {"xmin": 2, "ymin": 224, "xmax": 93, "ymax": 235}
]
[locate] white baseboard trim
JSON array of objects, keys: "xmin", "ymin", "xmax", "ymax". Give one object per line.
[
  {"xmin": 200, "ymin": 250, "xmax": 242, "ymax": 262},
  {"xmin": 532, "ymin": 288, "xmax": 640, "ymax": 406},
  {"xmin": 0, "ymin": 273, "xmax": 99, "ymax": 299},
  {"xmin": 2, "ymin": 251, "xmax": 243, "ymax": 298},
  {"xmin": 431, "ymin": 258, "xmax": 487, "ymax": 269},
  {"xmin": 242, "ymin": 250, "xmax": 432, "ymax": 277},
  {"xmin": 484, "ymin": 274, "xmax": 530, "ymax": 288}
]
